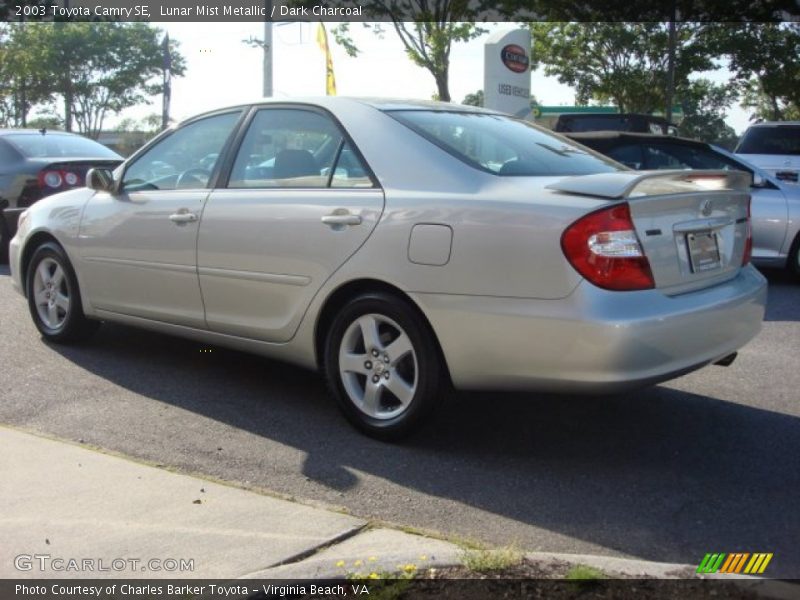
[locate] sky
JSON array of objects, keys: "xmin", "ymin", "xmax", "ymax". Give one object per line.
[{"xmin": 110, "ymin": 22, "xmax": 752, "ymax": 134}]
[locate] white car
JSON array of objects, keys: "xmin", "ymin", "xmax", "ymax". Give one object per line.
[{"xmin": 736, "ymin": 121, "xmax": 800, "ymax": 185}]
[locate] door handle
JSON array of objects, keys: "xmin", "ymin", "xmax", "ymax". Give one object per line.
[
  {"xmin": 321, "ymin": 213, "xmax": 362, "ymax": 226},
  {"xmin": 169, "ymin": 211, "xmax": 198, "ymax": 224}
]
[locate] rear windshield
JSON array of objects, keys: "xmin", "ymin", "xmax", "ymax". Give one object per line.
[
  {"xmin": 4, "ymin": 133, "xmax": 120, "ymax": 159},
  {"xmin": 737, "ymin": 125, "xmax": 800, "ymax": 155},
  {"xmin": 388, "ymin": 110, "xmax": 620, "ymax": 176}
]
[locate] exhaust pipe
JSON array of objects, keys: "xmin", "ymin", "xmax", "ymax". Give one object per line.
[{"xmin": 714, "ymin": 352, "xmax": 737, "ymax": 367}]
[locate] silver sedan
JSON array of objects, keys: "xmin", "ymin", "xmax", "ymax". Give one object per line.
[{"xmin": 9, "ymin": 99, "xmax": 767, "ymax": 439}]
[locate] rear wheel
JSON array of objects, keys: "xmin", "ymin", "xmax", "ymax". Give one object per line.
[
  {"xmin": 26, "ymin": 242, "xmax": 99, "ymax": 343},
  {"xmin": 324, "ymin": 293, "xmax": 443, "ymax": 440}
]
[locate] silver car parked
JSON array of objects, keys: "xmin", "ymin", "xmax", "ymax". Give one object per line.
[{"xmin": 9, "ymin": 99, "xmax": 767, "ymax": 439}]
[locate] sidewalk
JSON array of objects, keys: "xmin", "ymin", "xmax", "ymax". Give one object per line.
[
  {"xmin": 1, "ymin": 424, "xmax": 795, "ymax": 600},
  {"xmin": 0, "ymin": 426, "xmax": 460, "ymax": 580}
]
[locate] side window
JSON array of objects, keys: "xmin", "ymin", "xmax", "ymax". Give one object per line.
[
  {"xmin": 122, "ymin": 111, "xmax": 241, "ymax": 192},
  {"xmin": 331, "ymin": 142, "xmax": 374, "ymax": 188},
  {"xmin": 228, "ymin": 108, "xmax": 372, "ymax": 189}
]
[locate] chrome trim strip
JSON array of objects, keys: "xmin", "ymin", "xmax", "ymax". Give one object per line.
[
  {"xmin": 82, "ymin": 256, "xmax": 196, "ymax": 274},
  {"xmin": 198, "ymin": 266, "xmax": 311, "ymax": 287}
]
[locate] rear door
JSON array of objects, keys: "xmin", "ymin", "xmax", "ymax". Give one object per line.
[{"xmin": 197, "ymin": 106, "xmax": 384, "ymax": 343}]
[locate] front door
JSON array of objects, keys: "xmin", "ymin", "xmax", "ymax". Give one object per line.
[{"xmin": 79, "ymin": 111, "xmax": 242, "ymax": 327}]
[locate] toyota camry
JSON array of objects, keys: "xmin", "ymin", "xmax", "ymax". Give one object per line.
[{"xmin": 9, "ymin": 98, "xmax": 767, "ymax": 439}]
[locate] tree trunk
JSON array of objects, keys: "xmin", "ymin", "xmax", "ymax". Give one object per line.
[
  {"xmin": 771, "ymin": 95, "xmax": 782, "ymax": 121},
  {"xmin": 433, "ymin": 62, "xmax": 450, "ymax": 102},
  {"xmin": 63, "ymin": 63, "xmax": 73, "ymax": 132}
]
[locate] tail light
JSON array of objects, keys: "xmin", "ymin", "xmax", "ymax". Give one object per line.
[
  {"xmin": 38, "ymin": 169, "xmax": 83, "ymax": 191},
  {"xmin": 742, "ymin": 197, "xmax": 753, "ymax": 266},
  {"xmin": 561, "ymin": 202, "xmax": 655, "ymax": 291}
]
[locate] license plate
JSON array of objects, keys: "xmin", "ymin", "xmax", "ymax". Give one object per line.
[{"xmin": 686, "ymin": 231, "xmax": 721, "ymax": 272}]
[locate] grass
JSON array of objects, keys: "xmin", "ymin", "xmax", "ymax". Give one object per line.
[
  {"xmin": 460, "ymin": 544, "xmax": 523, "ymax": 573},
  {"xmin": 565, "ymin": 564, "xmax": 609, "ymax": 581}
]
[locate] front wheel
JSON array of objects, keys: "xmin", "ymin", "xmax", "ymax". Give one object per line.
[
  {"xmin": 324, "ymin": 293, "xmax": 443, "ymax": 440},
  {"xmin": 26, "ymin": 242, "xmax": 99, "ymax": 343},
  {"xmin": 789, "ymin": 233, "xmax": 800, "ymax": 279},
  {"xmin": 0, "ymin": 215, "xmax": 9, "ymax": 264}
]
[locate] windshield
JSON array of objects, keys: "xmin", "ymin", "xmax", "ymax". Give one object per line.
[
  {"xmin": 4, "ymin": 133, "xmax": 120, "ymax": 159},
  {"xmin": 388, "ymin": 110, "xmax": 620, "ymax": 176},
  {"xmin": 737, "ymin": 125, "xmax": 800, "ymax": 155}
]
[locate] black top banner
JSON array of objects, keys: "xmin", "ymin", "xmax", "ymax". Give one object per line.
[{"xmin": 2, "ymin": 0, "xmax": 799, "ymax": 22}]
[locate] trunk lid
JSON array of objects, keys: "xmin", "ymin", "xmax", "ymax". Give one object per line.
[{"xmin": 548, "ymin": 170, "xmax": 752, "ymax": 295}]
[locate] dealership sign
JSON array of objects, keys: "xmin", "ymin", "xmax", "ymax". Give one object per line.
[{"xmin": 484, "ymin": 29, "xmax": 532, "ymax": 118}]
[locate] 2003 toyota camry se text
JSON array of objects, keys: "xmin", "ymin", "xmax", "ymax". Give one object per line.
[{"xmin": 9, "ymin": 98, "xmax": 767, "ymax": 439}]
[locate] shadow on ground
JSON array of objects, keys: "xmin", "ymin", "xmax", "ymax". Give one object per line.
[{"xmin": 27, "ymin": 269, "xmax": 797, "ymax": 578}]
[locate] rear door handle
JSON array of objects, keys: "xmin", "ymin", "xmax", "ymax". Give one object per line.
[
  {"xmin": 169, "ymin": 211, "xmax": 198, "ymax": 224},
  {"xmin": 321, "ymin": 213, "xmax": 362, "ymax": 226}
]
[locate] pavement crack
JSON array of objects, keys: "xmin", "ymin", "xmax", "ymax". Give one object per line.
[{"xmin": 250, "ymin": 523, "xmax": 369, "ymax": 572}]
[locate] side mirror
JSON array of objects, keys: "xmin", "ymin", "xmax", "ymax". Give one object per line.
[
  {"xmin": 752, "ymin": 173, "xmax": 766, "ymax": 188},
  {"xmin": 86, "ymin": 168, "xmax": 114, "ymax": 193}
]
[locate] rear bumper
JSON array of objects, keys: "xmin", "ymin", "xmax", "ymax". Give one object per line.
[{"xmin": 413, "ymin": 266, "xmax": 767, "ymax": 393}]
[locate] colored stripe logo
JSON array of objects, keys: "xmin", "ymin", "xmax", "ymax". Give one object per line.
[{"xmin": 697, "ymin": 553, "xmax": 773, "ymax": 574}]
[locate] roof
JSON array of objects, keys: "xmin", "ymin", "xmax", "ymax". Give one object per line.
[
  {"xmin": 178, "ymin": 97, "xmax": 502, "ymax": 123},
  {"xmin": 0, "ymin": 129, "xmax": 76, "ymax": 136}
]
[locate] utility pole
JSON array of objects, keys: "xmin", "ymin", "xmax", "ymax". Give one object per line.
[
  {"xmin": 665, "ymin": 3, "xmax": 677, "ymax": 124},
  {"xmin": 263, "ymin": 0, "xmax": 273, "ymax": 97}
]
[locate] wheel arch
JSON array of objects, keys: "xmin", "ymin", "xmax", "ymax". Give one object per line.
[
  {"xmin": 20, "ymin": 231, "xmax": 63, "ymax": 298},
  {"xmin": 313, "ymin": 278, "xmax": 453, "ymax": 386}
]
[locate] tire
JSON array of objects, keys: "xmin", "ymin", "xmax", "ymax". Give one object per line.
[
  {"xmin": 26, "ymin": 242, "xmax": 99, "ymax": 343},
  {"xmin": 789, "ymin": 233, "xmax": 800, "ymax": 279},
  {"xmin": 323, "ymin": 292, "xmax": 443, "ymax": 441},
  {"xmin": 0, "ymin": 215, "xmax": 9, "ymax": 265}
]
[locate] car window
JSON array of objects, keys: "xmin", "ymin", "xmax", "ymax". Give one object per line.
[
  {"xmin": 644, "ymin": 143, "xmax": 746, "ymax": 172},
  {"xmin": 228, "ymin": 108, "xmax": 371, "ymax": 189},
  {"xmin": 122, "ymin": 111, "xmax": 241, "ymax": 192},
  {"xmin": 330, "ymin": 142, "xmax": 373, "ymax": 188},
  {"xmin": 0, "ymin": 139, "xmax": 22, "ymax": 162},
  {"xmin": 4, "ymin": 133, "xmax": 119, "ymax": 159},
  {"xmin": 737, "ymin": 125, "xmax": 800, "ymax": 155},
  {"xmin": 390, "ymin": 110, "xmax": 619, "ymax": 176},
  {"xmin": 606, "ymin": 144, "xmax": 644, "ymax": 169}
]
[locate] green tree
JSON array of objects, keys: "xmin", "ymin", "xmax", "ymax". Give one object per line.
[
  {"xmin": 1, "ymin": 23, "xmax": 185, "ymax": 136},
  {"xmin": 709, "ymin": 23, "xmax": 800, "ymax": 121},
  {"xmin": 529, "ymin": 23, "xmax": 717, "ymax": 114},
  {"xmin": 325, "ymin": 4, "xmax": 486, "ymax": 102},
  {"xmin": 0, "ymin": 24, "xmax": 53, "ymax": 127},
  {"xmin": 461, "ymin": 89, "xmax": 484, "ymax": 106},
  {"xmin": 676, "ymin": 79, "xmax": 738, "ymax": 148}
]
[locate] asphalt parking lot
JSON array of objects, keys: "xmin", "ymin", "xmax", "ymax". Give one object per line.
[{"xmin": 1, "ymin": 265, "xmax": 798, "ymax": 578}]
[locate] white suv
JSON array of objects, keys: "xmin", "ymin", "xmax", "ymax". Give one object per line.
[{"xmin": 736, "ymin": 121, "xmax": 800, "ymax": 184}]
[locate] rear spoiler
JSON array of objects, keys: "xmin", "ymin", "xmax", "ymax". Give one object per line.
[{"xmin": 546, "ymin": 170, "xmax": 751, "ymax": 200}]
